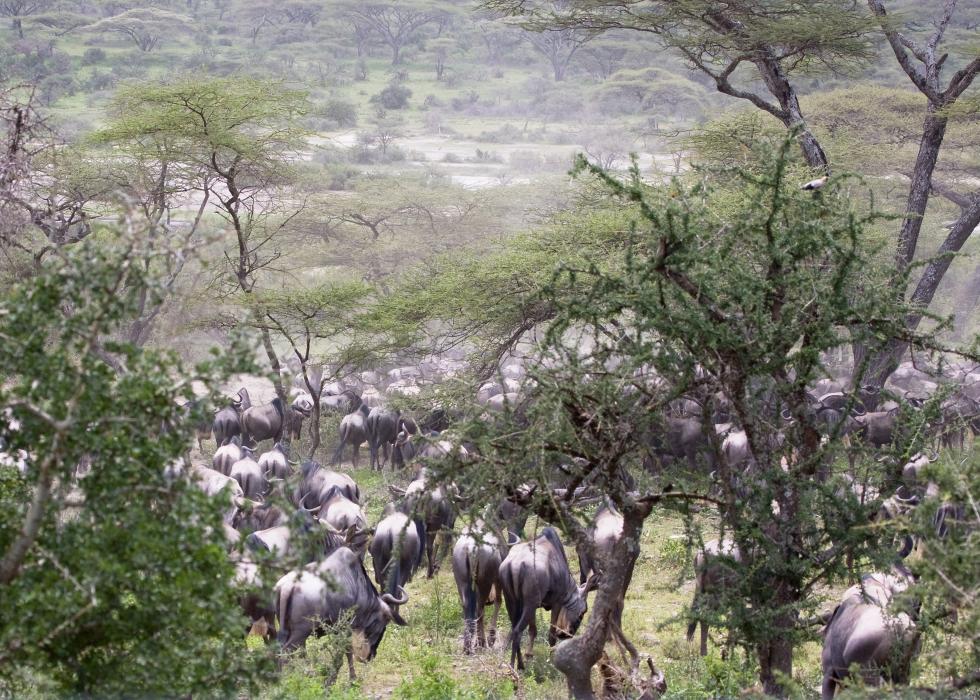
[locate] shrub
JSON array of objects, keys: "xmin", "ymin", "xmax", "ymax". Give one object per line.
[
  {"xmin": 370, "ymin": 83, "xmax": 412, "ymax": 110},
  {"xmin": 321, "ymin": 98, "xmax": 358, "ymax": 128},
  {"xmin": 81, "ymin": 47, "xmax": 106, "ymax": 65}
]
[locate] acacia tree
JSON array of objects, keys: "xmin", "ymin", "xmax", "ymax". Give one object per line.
[
  {"xmin": 244, "ymin": 283, "xmax": 374, "ymax": 459},
  {"xmin": 486, "ymin": 0, "xmax": 980, "ymax": 392},
  {"xmin": 96, "ymin": 77, "xmax": 310, "ymax": 403},
  {"xmin": 340, "ymin": 0, "xmax": 453, "ymax": 65},
  {"xmin": 83, "ymin": 8, "xmax": 195, "ymax": 52},
  {"xmin": 0, "ymin": 0, "xmax": 53, "ymax": 38},
  {"xmin": 418, "ymin": 140, "xmax": 967, "ymax": 698}
]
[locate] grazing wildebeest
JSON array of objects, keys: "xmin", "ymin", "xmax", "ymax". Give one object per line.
[
  {"xmin": 820, "ymin": 570, "xmax": 918, "ymax": 699},
  {"xmin": 498, "ymin": 527, "xmax": 597, "ymax": 670},
  {"xmin": 258, "ymin": 442, "xmax": 291, "ymax": 480},
  {"xmin": 213, "ymin": 400, "xmax": 242, "ymax": 447},
  {"xmin": 238, "ymin": 388, "xmax": 287, "ymax": 447},
  {"xmin": 369, "ymin": 511, "xmax": 424, "ymax": 607},
  {"xmin": 322, "ymin": 389, "xmax": 363, "ymax": 415},
  {"xmin": 367, "ymin": 407, "xmax": 400, "ymax": 470},
  {"xmin": 452, "ymin": 521, "xmax": 505, "ymax": 654},
  {"xmin": 318, "ymin": 485, "xmax": 371, "ymax": 556},
  {"xmin": 230, "ymin": 447, "xmax": 268, "ymax": 500},
  {"xmin": 288, "ymin": 396, "xmax": 311, "ymax": 440},
  {"xmin": 275, "ymin": 547, "xmax": 408, "ymax": 679},
  {"xmin": 687, "ymin": 538, "xmax": 742, "ymax": 656},
  {"xmin": 332, "ymin": 405, "xmax": 370, "ymax": 468}
]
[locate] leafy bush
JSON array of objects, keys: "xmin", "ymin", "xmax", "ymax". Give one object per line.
[
  {"xmin": 393, "ymin": 654, "xmax": 479, "ymax": 700},
  {"xmin": 370, "ymin": 83, "xmax": 412, "ymax": 110},
  {"xmin": 81, "ymin": 47, "xmax": 106, "ymax": 65},
  {"xmin": 320, "ymin": 98, "xmax": 358, "ymax": 128}
]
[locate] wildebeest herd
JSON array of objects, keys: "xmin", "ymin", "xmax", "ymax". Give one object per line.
[{"xmin": 175, "ymin": 354, "xmax": 978, "ymax": 697}]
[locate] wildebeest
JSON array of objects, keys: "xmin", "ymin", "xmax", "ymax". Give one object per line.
[
  {"xmin": 318, "ymin": 485, "xmax": 371, "ymax": 555},
  {"xmin": 367, "ymin": 407, "xmax": 400, "ymax": 470},
  {"xmin": 213, "ymin": 398, "xmax": 242, "ymax": 447},
  {"xmin": 238, "ymin": 388, "xmax": 287, "ymax": 447},
  {"xmin": 498, "ymin": 527, "xmax": 597, "ymax": 670},
  {"xmin": 230, "ymin": 447, "xmax": 268, "ymax": 500},
  {"xmin": 258, "ymin": 442, "xmax": 291, "ymax": 480},
  {"xmin": 212, "ymin": 436, "xmax": 242, "ymax": 476},
  {"xmin": 234, "ymin": 502, "xmax": 287, "ymax": 534},
  {"xmin": 401, "ymin": 471, "xmax": 456, "ymax": 578},
  {"xmin": 332, "ymin": 405, "xmax": 370, "ymax": 468},
  {"xmin": 189, "ymin": 462, "xmax": 245, "ymax": 525},
  {"xmin": 687, "ymin": 538, "xmax": 742, "ymax": 656},
  {"xmin": 293, "ymin": 460, "xmax": 360, "ymax": 510},
  {"xmin": 235, "ymin": 557, "xmax": 276, "ymax": 641},
  {"xmin": 246, "ymin": 513, "xmax": 346, "ymax": 564},
  {"xmin": 275, "ymin": 547, "xmax": 408, "ymax": 679},
  {"xmin": 820, "ymin": 570, "xmax": 918, "ymax": 699},
  {"xmin": 369, "ymin": 511, "xmax": 424, "ymax": 605},
  {"xmin": 452, "ymin": 521, "xmax": 505, "ymax": 654}
]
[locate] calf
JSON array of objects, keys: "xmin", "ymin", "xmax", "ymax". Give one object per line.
[{"xmin": 498, "ymin": 527, "xmax": 597, "ymax": 670}]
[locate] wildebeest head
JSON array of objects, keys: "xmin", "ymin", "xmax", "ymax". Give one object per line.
[
  {"xmin": 353, "ymin": 585, "xmax": 408, "ymax": 661},
  {"xmin": 553, "ymin": 572, "xmax": 600, "ymax": 641}
]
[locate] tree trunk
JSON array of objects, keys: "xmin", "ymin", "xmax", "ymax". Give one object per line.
[
  {"xmin": 13, "ymin": 17, "xmax": 23, "ymax": 39},
  {"xmin": 893, "ymin": 108, "xmax": 948, "ymax": 277},
  {"xmin": 552, "ymin": 508, "xmax": 646, "ymax": 699},
  {"xmin": 391, "ymin": 43, "xmax": 401, "ymax": 65},
  {"xmin": 757, "ymin": 612, "xmax": 795, "ymax": 697}
]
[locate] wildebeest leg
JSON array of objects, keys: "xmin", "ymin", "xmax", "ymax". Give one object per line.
[
  {"xmin": 351, "ymin": 443, "xmax": 360, "ymax": 468},
  {"xmin": 425, "ymin": 530, "xmax": 437, "ymax": 579},
  {"xmin": 330, "ymin": 442, "xmax": 345, "ymax": 466},
  {"xmin": 346, "ymin": 650, "xmax": 357, "ymax": 681},
  {"xmin": 488, "ymin": 594, "xmax": 500, "ymax": 648},
  {"xmin": 368, "ymin": 438, "xmax": 378, "ymax": 470},
  {"xmin": 821, "ymin": 672, "xmax": 837, "ymax": 700},
  {"xmin": 476, "ymin": 600, "xmax": 486, "ymax": 649},
  {"xmin": 526, "ymin": 616, "xmax": 537, "ymax": 660},
  {"xmin": 381, "ymin": 441, "xmax": 390, "ymax": 470}
]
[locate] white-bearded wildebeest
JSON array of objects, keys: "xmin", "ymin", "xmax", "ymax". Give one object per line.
[
  {"xmin": 332, "ymin": 405, "xmax": 370, "ymax": 468},
  {"xmin": 212, "ymin": 400, "xmax": 242, "ymax": 447},
  {"xmin": 367, "ymin": 407, "xmax": 401, "ymax": 470},
  {"xmin": 275, "ymin": 547, "xmax": 408, "ymax": 680},
  {"xmin": 318, "ymin": 485, "xmax": 371, "ymax": 557},
  {"xmin": 237, "ymin": 387, "xmax": 287, "ymax": 448},
  {"xmin": 293, "ymin": 460, "xmax": 361, "ymax": 509},
  {"xmin": 498, "ymin": 527, "xmax": 598, "ymax": 670},
  {"xmin": 235, "ymin": 557, "xmax": 276, "ymax": 642},
  {"xmin": 212, "ymin": 436, "xmax": 242, "ymax": 476},
  {"xmin": 189, "ymin": 462, "xmax": 245, "ymax": 526},
  {"xmin": 245, "ymin": 512, "xmax": 347, "ymax": 565},
  {"xmin": 369, "ymin": 511, "xmax": 424, "ymax": 611},
  {"xmin": 230, "ymin": 447, "xmax": 268, "ymax": 500},
  {"xmin": 687, "ymin": 538, "xmax": 743, "ymax": 656},
  {"xmin": 820, "ymin": 570, "xmax": 918, "ymax": 698},
  {"xmin": 452, "ymin": 520, "xmax": 506, "ymax": 654},
  {"xmin": 258, "ymin": 442, "xmax": 291, "ymax": 480},
  {"xmin": 402, "ymin": 471, "xmax": 456, "ymax": 578},
  {"xmin": 233, "ymin": 502, "xmax": 287, "ymax": 534},
  {"xmin": 576, "ymin": 502, "xmax": 624, "ymax": 585}
]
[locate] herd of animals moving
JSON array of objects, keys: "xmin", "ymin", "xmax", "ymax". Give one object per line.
[{"xmin": 178, "ymin": 355, "xmax": 979, "ymax": 698}]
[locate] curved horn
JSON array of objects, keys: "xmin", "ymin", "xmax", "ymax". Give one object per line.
[
  {"xmin": 897, "ymin": 534, "xmax": 915, "ymax": 559},
  {"xmin": 850, "ymin": 404, "xmax": 867, "ymax": 417},
  {"xmin": 381, "ymin": 586, "xmax": 409, "ymax": 606},
  {"xmin": 780, "ymin": 408, "xmax": 794, "ymax": 422},
  {"xmin": 301, "ymin": 503, "xmax": 322, "ymax": 514},
  {"xmin": 506, "ymin": 531, "xmax": 521, "ymax": 546},
  {"xmin": 862, "ymin": 385, "xmax": 879, "ymax": 395},
  {"xmin": 928, "ymin": 450, "xmax": 939, "ymax": 462}
]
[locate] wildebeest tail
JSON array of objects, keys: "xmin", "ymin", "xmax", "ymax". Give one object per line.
[
  {"xmin": 461, "ymin": 551, "xmax": 477, "ymax": 623},
  {"xmin": 501, "ymin": 562, "xmax": 524, "ymax": 629},
  {"xmin": 413, "ymin": 518, "xmax": 426, "ymax": 573},
  {"xmin": 276, "ymin": 584, "xmax": 296, "ymax": 647}
]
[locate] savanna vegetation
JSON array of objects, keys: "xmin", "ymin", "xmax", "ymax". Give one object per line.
[{"xmin": 0, "ymin": 0, "xmax": 978, "ymax": 698}]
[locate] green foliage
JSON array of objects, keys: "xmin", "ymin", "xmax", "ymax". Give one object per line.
[
  {"xmin": 392, "ymin": 653, "xmax": 479, "ymax": 700},
  {"xmin": 371, "ymin": 82, "xmax": 412, "ymax": 110},
  {"xmin": 0, "ymin": 238, "xmax": 267, "ymax": 695}
]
